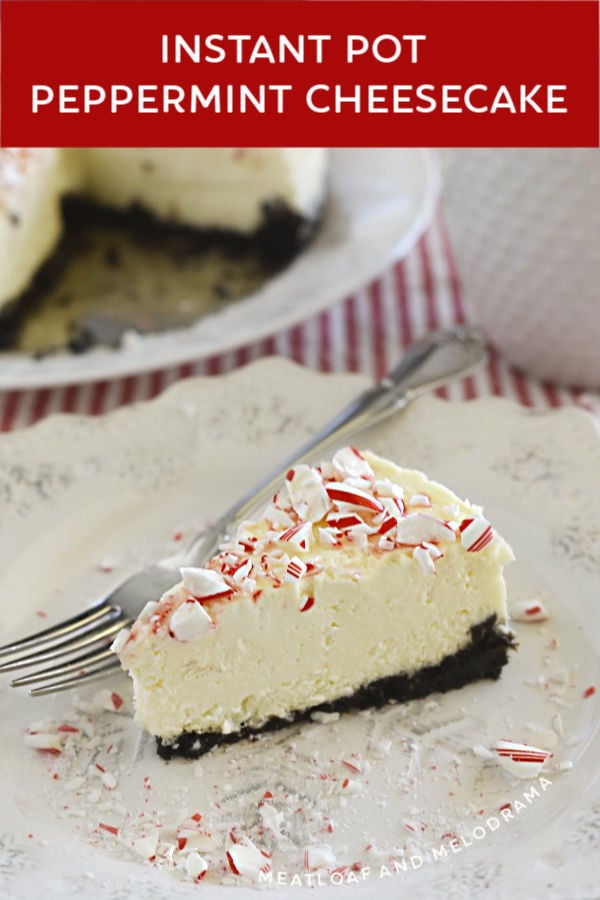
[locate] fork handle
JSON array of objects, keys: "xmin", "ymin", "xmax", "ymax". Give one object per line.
[{"xmin": 183, "ymin": 326, "xmax": 486, "ymax": 564}]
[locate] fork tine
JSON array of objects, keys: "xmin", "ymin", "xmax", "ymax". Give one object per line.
[
  {"xmin": 10, "ymin": 647, "xmax": 116, "ymax": 687},
  {"xmin": 0, "ymin": 600, "xmax": 112, "ymax": 658},
  {"xmin": 0, "ymin": 614, "xmax": 129, "ymax": 672},
  {"xmin": 29, "ymin": 659, "xmax": 124, "ymax": 696}
]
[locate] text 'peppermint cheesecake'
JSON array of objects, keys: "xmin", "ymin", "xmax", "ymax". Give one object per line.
[{"xmin": 113, "ymin": 447, "xmax": 515, "ymax": 759}]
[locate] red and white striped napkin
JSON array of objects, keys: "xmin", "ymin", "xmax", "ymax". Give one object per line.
[{"xmin": 0, "ymin": 207, "xmax": 596, "ymax": 433}]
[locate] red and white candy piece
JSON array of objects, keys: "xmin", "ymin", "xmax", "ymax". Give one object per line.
[
  {"xmin": 494, "ymin": 740, "xmax": 553, "ymax": 778},
  {"xmin": 318, "ymin": 527, "xmax": 338, "ymax": 547},
  {"xmin": 396, "ymin": 514, "xmax": 455, "ymax": 546},
  {"xmin": 510, "ymin": 599, "xmax": 549, "ymax": 623},
  {"xmin": 413, "ymin": 545, "xmax": 436, "ymax": 576},
  {"xmin": 374, "ymin": 477, "xmax": 404, "ymax": 499},
  {"xmin": 326, "ymin": 511, "xmax": 365, "ymax": 530},
  {"xmin": 279, "ymin": 521, "xmax": 312, "ymax": 551},
  {"xmin": 181, "ymin": 567, "xmax": 232, "ymax": 600},
  {"xmin": 409, "ymin": 492, "xmax": 432, "ymax": 508},
  {"xmin": 379, "ymin": 495, "xmax": 406, "ymax": 518},
  {"xmin": 286, "ymin": 556, "xmax": 307, "ymax": 584},
  {"xmin": 185, "ymin": 852, "xmax": 208, "ymax": 881},
  {"xmin": 226, "ymin": 838, "xmax": 271, "ymax": 878},
  {"xmin": 169, "ymin": 600, "xmax": 213, "ymax": 642},
  {"xmin": 139, "ymin": 600, "xmax": 161, "ymax": 623},
  {"xmin": 332, "ymin": 446, "xmax": 374, "ymax": 480},
  {"xmin": 286, "ymin": 465, "xmax": 332, "ymax": 522},
  {"xmin": 326, "ymin": 482, "xmax": 384, "ymax": 513},
  {"xmin": 460, "ymin": 517, "xmax": 494, "ymax": 552},
  {"xmin": 304, "ymin": 844, "xmax": 337, "ymax": 870}
]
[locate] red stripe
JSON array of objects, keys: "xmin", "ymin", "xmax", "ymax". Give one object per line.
[
  {"xmin": 90, "ymin": 381, "xmax": 108, "ymax": 415},
  {"xmin": 463, "ymin": 375, "xmax": 477, "ymax": 400},
  {"xmin": 511, "ymin": 369, "xmax": 533, "ymax": 407},
  {"xmin": 318, "ymin": 310, "xmax": 332, "ymax": 372},
  {"xmin": 235, "ymin": 346, "xmax": 250, "ymax": 368},
  {"xmin": 541, "ymin": 382, "xmax": 561, "ymax": 408},
  {"xmin": 119, "ymin": 376, "xmax": 136, "ymax": 407},
  {"xmin": 178, "ymin": 363, "xmax": 194, "ymax": 380},
  {"xmin": 487, "ymin": 348, "xmax": 503, "ymax": 397},
  {"xmin": 418, "ymin": 234, "xmax": 438, "ymax": 332},
  {"xmin": 206, "ymin": 355, "xmax": 222, "ymax": 376},
  {"xmin": 0, "ymin": 391, "xmax": 21, "ymax": 432},
  {"xmin": 262, "ymin": 335, "xmax": 277, "ymax": 357},
  {"xmin": 393, "ymin": 261, "xmax": 412, "ymax": 347},
  {"xmin": 438, "ymin": 207, "xmax": 466, "ymax": 324},
  {"xmin": 61, "ymin": 385, "xmax": 79, "ymax": 413},
  {"xmin": 369, "ymin": 279, "xmax": 387, "ymax": 380},
  {"xmin": 289, "ymin": 324, "xmax": 304, "ymax": 365},
  {"xmin": 29, "ymin": 389, "xmax": 51, "ymax": 424},
  {"xmin": 149, "ymin": 370, "xmax": 164, "ymax": 399},
  {"xmin": 344, "ymin": 295, "xmax": 360, "ymax": 372},
  {"xmin": 435, "ymin": 386, "xmax": 449, "ymax": 399}
]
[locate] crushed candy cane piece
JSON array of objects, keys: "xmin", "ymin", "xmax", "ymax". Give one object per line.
[
  {"xmin": 24, "ymin": 732, "xmax": 64, "ymax": 753},
  {"xmin": 409, "ymin": 493, "xmax": 431, "ymax": 507},
  {"xmin": 286, "ymin": 556, "xmax": 307, "ymax": 583},
  {"xmin": 396, "ymin": 513, "xmax": 455, "ymax": 546},
  {"xmin": 180, "ymin": 567, "xmax": 232, "ymax": 600},
  {"xmin": 413, "ymin": 545, "xmax": 436, "ymax": 576},
  {"xmin": 139, "ymin": 600, "xmax": 161, "ymax": 622},
  {"xmin": 583, "ymin": 685, "xmax": 596, "ymax": 699},
  {"xmin": 286, "ymin": 466, "xmax": 331, "ymax": 522},
  {"xmin": 460, "ymin": 516, "xmax": 493, "ymax": 552},
  {"xmin": 304, "ymin": 844, "xmax": 337, "ymax": 870},
  {"xmin": 510, "ymin": 599, "xmax": 549, "ymax": 622},
  {"xmin": 185, "ymin": 852, "xmax": 208, "ymax": 881},
  {"xmin": 279, "ymin": 521, "xmax": 312, "ymax": 551},
  {"xmin": 169, "ymin": 601, "xmax": 213, "ymax": 642},
  {"xmin": 374, "ymin": 478, "xmax": 403, "ymax": 498},
  {"xmin": 332, "ymin": 446, "xmax": 374, "ymax": 480},
  {"xmin": 495, "ymin": 740, "xmax": 553, "ymax": 778},
  {"xmin": 226, "ymin": 838, "xmax": 271, "ymax": 878},
  {"xmin": 129, "ymin": 832, "xmax": 159, "ymax": 859},
  {"xmin": 326, "ymin": 482, "xmax": 384, "ymax": 513}
]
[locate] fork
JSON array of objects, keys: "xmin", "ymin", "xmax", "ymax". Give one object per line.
[{"xmin": 0, "ymin": 326, "xmax": 486, "ymax": 696}]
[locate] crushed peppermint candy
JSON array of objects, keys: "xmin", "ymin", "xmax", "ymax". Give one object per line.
[
  {"xmin": 286, "ymin": 466, "xmax": 331, "ymax": 522},
  {"xmin": 510, "ymin": 599, "xmax": 549, "ymax": 622},
  {"xmin": 494, "ymin": 740, "xmax": 553, "ymax": 778},
  {"xmin": 332, "ymin": 447, "xmax": 374, "ymax": 481},
  {"xmin": 460, "ymin": 517, "xmax": 494, "ymax": 552},
  {"xmin": 181, "ymin": 567, "xmax": 232, "ymax": 600},
  {"xmin": 169, "ymin": 600, "xmax": 213, "ymax": 642},
  {"xmin": 226, "ymin": 837, "xmax": 271, "ymax": 879}
]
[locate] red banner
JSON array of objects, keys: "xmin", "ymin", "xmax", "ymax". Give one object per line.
[{"xmin": 1, "ymin": 0, "xmax": 598, "ymax": 147}]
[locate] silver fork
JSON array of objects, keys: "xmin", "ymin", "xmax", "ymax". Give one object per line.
[{"xmin": 0, "ymin": 326, "xmax": 486, "ymax": 696}]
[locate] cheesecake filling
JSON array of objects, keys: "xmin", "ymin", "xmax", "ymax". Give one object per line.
[
  {"xmin": 116, "ymin": 448, "xmax": 514, "ymax": 747},
  {"xmin": 0, "ymin": 147, "xmax": 328, "ymax": 312}
]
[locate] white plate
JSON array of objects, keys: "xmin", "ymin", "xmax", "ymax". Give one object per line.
[
  {"xmin": 0, "ymin": 148, "xmax": 439, "ymax": 390},
  {"xmin": 0, "ymin": 359, "xmax": 599, "ymax": 899}
]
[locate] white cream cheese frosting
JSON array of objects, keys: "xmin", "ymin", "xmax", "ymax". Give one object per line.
[
  {"xmin": 0, "ymin": 147, "xmax": 328, "ymax": 311},
  {"xmin": 116, "ymin": 448, "xmax": 514, "ymax": 742}
]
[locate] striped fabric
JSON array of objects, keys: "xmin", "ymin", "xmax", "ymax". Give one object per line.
[{"xmin": 0, "ymin": 207, "xmax": 596, "ymax": 432}]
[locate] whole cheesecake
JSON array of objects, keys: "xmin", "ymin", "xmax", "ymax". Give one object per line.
[
  {"xmin": 114, "ymin": 447, "xmax": 515, "ymax": 759},
  {"xmin": 0, "ymin": 147, "xmax": 328, "ymax": 315}
]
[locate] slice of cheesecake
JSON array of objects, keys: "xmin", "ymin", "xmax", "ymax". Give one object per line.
[
  {"xmin": 114, "ymin": 447, "xmax": 515, "ymax": 759},
  {"xmin": 0, "ymin": 147, "xmax": 328, "ymax": 316}
]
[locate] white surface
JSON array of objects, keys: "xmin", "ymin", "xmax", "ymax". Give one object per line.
[
  {"xmin": 0, "ymin": 359, "xmax": 599, "ymax": 898},
  {"xmin": 442, "ymin": 148, "xmax": 600, "ymax": 389},
  {"xmin": 0, "ymin": 147, "xmax": 439, "ymax": 389}
]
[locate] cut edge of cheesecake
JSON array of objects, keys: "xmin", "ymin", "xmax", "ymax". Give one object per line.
[{"xmin": 114, "ymin": 447, "xmax": 516, "ymax": 759}]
